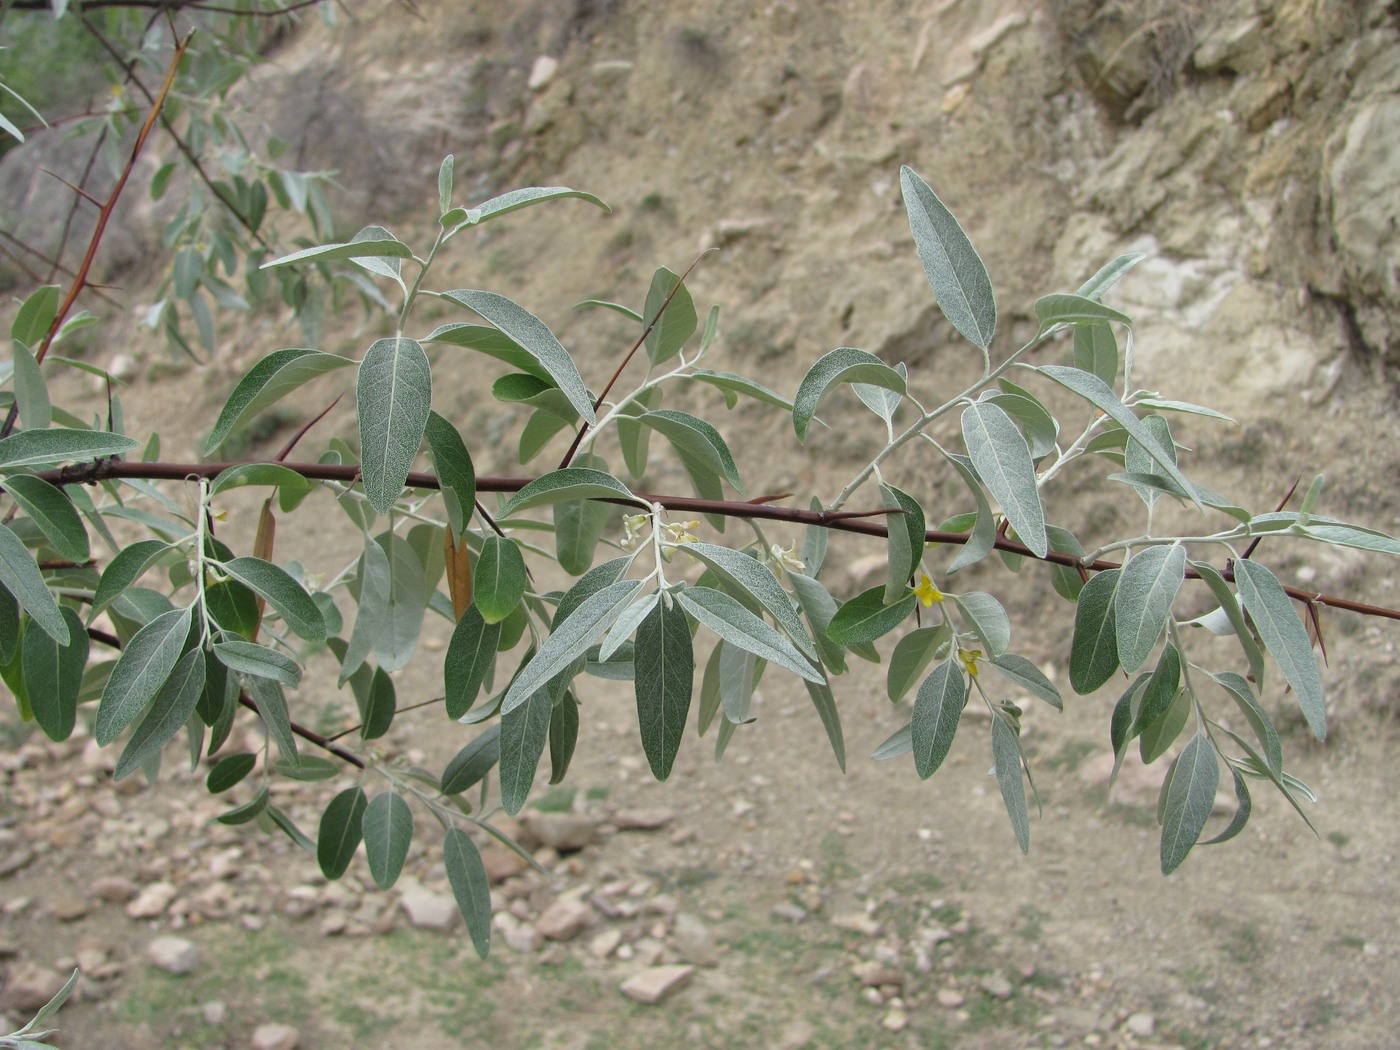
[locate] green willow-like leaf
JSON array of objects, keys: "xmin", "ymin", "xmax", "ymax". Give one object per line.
[
  {"xmin": 1190, "ymin": 561, "xmax": 1266, "ymax": 686},
  {"xmin": 688, "ymin": 370, "xmax": 794, "ymax": 410},
  {"xmin": 951, "ymin": 591, "xmax": 1012, "ymax": 657},
  {"xmin": 1122, "ymin": 414, "xmax": 1176, "ymax": 508},
  {"xmin": 424, "ymin": 411, "xmax": 476, "ymax": 541},
  {"xmin": 792, "ymin": 347, "xmax": 907, "ymax": 443},
  {"xmin": 317, "ymin": 786, "xmax": 368, "ymax": 880},
  {"xmin": 357, "ymin": 336, "xmax": 432, "ymax": 515},
  {"xmin": 2, "ymin": 475, "xmax": 87, "ymax": 561},
  {"xmin": 217, "ymin": 788, "xmax": 270, "ymax": 826},
  {"xmin": 11, "ymin": 284, "xmax": 60, "ymax": 346},
  {"xmin": 0, "ymin": 428, "xmax": 139, "ymax": 470},
  {"xmin": 1034, "ymin": 292, "xmax": 1131, "ymax": 329},
  {"xmin": 219, "ymin": 557, "xmax": 326, "ymax": 642},
  {"xmin": 912, "ymin": 660, "xmax": 964, "ymax": 779},
  {"xmin": 441, "ymin": 723, "xmax": 502, "ymax": 795},
  {"xmin": 457, "ymin": 184, "xmax": 610, "ymax": 229},
  {"xmin": 203, "ymin": 348, "xmax": 353, "ymax": 454},
  {"xmin": 548, "ymin": 692, "xmax": 579, "ymax": 785},
  {"xmin": 1159, "ymin": 733, "xmax": 1220, "ymax": 874},
  {"xmin": 1114, "ymin": 544, "xmax": 1186, "ymax": 673},
  {"xmin": 1073, "ymin": 323, "xmax": 1118, "ymax": 388},
  {"xmin": 677, "ymin": 586, "xmax": 822, "ymax": 683},
  {"xmin": 23, "ymin": 606, "xmax": 87, "ymax": 741},
  {"xmin": 359, "ymin": 667, "xmax": 396, "ymax": 741},
  {"xmin": 788, "ymin": 572, "xmax": 846, "ymax": 674},
  {"xmin": 681, "ymin": 542, "xmax": 816, "ymax": 661},
  {"xmin": 804, "ymin": 677, "xmax": 846, "ymax": 772},
  {"xmin": 1201, "ymin": 766, "xmax": 1253, "ymax": 846},
  {"xmin": 1134, "ymin": 643, "xmax": 1181, "ymax": 734},
  {"xmin": 246, "ymin": 675, "xmax": 300, "ymax": 770},
  {"xmin": 0, "ymin": 583, "xmax": 18, "ymax": 666},
  {"xmin": 991, "ymin": 713, "xmax": 1030, "ymax": 853},
  {"xmin": 634, "ymin": 597, "xmax": 694, "ymax": 780},
  {"xmin": 95, "ymin": 606, "xmax": 191, "ymax": 745},
  {"xmin": 881, "ymin": 484, "xmax": 924, "ymax": 605},
  {"xmin": 499, "ymin": 673, "xmax": 557, "ymax": 814},
  {"xmin": 498, "ymin": 467, "xmax": 642, "ymax": 517},
  {"xmin": 212, "ymin": 639, "xmax": 302, "ymax": 688},
  {"xmin": 114, "ymin": 648, "xmax": 206, "ymax": 781},
  {"xmin": 206, "ymin": 752, "xmax": 257, "ymax": 794},
  {"xmin": 362, "ymin": 791, "xmax": 414, "ymax": 890},
  {"xmin": 261, "ymin": 226, "xmax": 413, "ymax": 269},
  {"xmin": 887, "ymin": 624, "xmax": 953, "ymax": 702},
  {"xmin": 445, "ymin": 605, "xmax": 502, "ymax": 719},
  {"xmin": 91, "ymin": 540, "xmax": 171, "ymax": 616},
  {"xmin": 871, "ymin": 723, "xmax": 913, "ymax": 761},
  {"xmin": 900, "ymin": 166, "xmax": 997, "ymax": 352},
  {"xmin": 444, "ymin": 827, "xmax": 492, "ymax": 959},
  {"xmin": 985, "ymin": 653, "xmax": 1062, "ymax": 710},
  {"xmin": 962, "ymin": 400, "xmax": 1047, "ymax": 558},
  {"xmin": 0, "ymin": 521, "xmax": 66, "ymax": 645},
  {"xmin": 1233, "ymin": 559, "xmax": 1326, "ymax": 740},
  {"xmin": 938, "ymin": 447, "xmax": 997, "ymax": 573},
  {"xmin": 642, "ymin": 266, "xmax": 698, "ymax": 365},
  {"xmin": 828, "ymin": 586, "xmax": 917, "ymax": 648},
  {"xmin": 1210, "ymin": 670, "xmax": 1282, "ymax": 775},
  {"xmin": 1069, "ymin": 569, "xmax": 1121, "ymax": 695},
  {"xmin": 1140, "ymin": 686, "xmax": 1190, "ymax": 764},
  {"xmin": 1075, "ymin": 252, "xmax": 1147, "ymax": 300},
  {"xmin": 639, "ymin": 410, "xmax": 744, "ymax": 492}
]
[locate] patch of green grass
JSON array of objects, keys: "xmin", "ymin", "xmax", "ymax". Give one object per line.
[
  {"xmin": 531, "ymin": 786, "xmax": 577, "ymax": 812},
  {"xmin": 1219, "ymin": 918, "xmax": 1266, "ymax": 966},
  {"xmin": 1327, "ymin": 830, "xmax": 1350, "ymax": 848},
  {"xmin": 819, "ymin": 831, "xmax": 859, "ymax": 881},
  {"xmin": 1016, "ymin": 904, "xmax": 1049, "ymax": 941},
  {"xmin": 1043, "ymin": 739, "xmax": 1097, "ymax": 774}
]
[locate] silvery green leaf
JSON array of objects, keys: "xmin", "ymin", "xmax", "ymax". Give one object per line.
[
  {"xmin": 1075, "ymin": 252, "xmax": 1146, "ymax": 300},
  {"xmin": 912, "ymin": 660, "xmax": 964, "ymax": 779},
  {"xmin": 880, "ymin": 484, "xmax": 924, "ymax": 605},
  {"xmin": 961, "ymin": 401, "xmax": 1047, "ymax": 558},
  {"xmin": 444, "ymin": 827, "xmax": 492, "ymax": 959},
  {"xmin": 681, "ymin": 542, "xmax": 816, "ymax": 662},
  {"xmin": 445, "ymin": 605, "xmax": 501, "ymax": 719},
  {"xmin": 642, "ymin": 266, "xmax": 697, "ymax": 365},
  {"xmin": 11, "ymin": 284, "xmax": 60, "ymax": 347},
  {"xmin": 219, "ymin": 557, "xmax": 326, "ymax": 642},
  {"xmin": 246, "ymin": 674, "xmax": 299, "ymax": 769},
  {"xmin": 985, "ymin": 653, "xmax": 1061, "ymax": 710},
  {"xmin": 678, "ymin": 586, "xmax": 822, "ymax": 684},
  {"xmin": 548, "ymin": 690, "xmax": 579, "ymax": 785},
  {"xmin": 501, "ymin": 579, "xmax": 642, "ymax": 714},
  {"xmin": 688, "ymin": 370, "xmax": 794, "ymax": 410},
  {"xmin": 1300, "ymin": 473, "xmax": 1325, "ymax": 513},
  {"xmin": 1123, "ymin": 414, "xmax": 1175, "ymax": 508},
  {"xmin": 12, "ymin": 338, "xmax": 51, "ymax": 430},
  {"xmin": 991, "ymin": 713, "xmax": 1030, "ymax": 853},
  {"xmin": 853, "ymin": 361, "xmax": 907, "ymax": 424},
  {"xmin": 871, "ymin": 723, "xmax": 913, "ymax": 761},
  {"xmin": 23, "ymin": 606, "xmax": 87, "ymax": 741},
  {"xmin": 951, "ymin": 591, "xmax": 1012, "ymax": 657},
  {"xmin": 1233, "ymin": 559, "xmax": 1326, "ymax": 740},
  {"xmin": 792, "ymin": 347, "xmax": 906, "ymax": 443},
  {"xmin": 1032, "ymin": 366, "xmax": 1203, "ymax": 512},
  {"xmin": 552, "ymin": 558, "xmax": 631, "ymax": 626},
  {"xmin": 441, "ymin": 290, "xmax": 595, "ymax": 424},
  {"xmin": 457, "ymin": 185, "xmax": 610, "ymax": 229},
  {"xmin": 1190, "ymin": 561, "xmax": 1265, "ymax": 685},
  {"xmin": 438, "ymin": 155, "xmax": 454, "ymax": 215},
  {"xmin": 317, "ymin": 786, "xmax": 367, "ymax": 879},
  {"xmin": 498, "ymin": 467, "xmax": 641, "ymax": 517},
  {"xmin": 600, "ymin": 592, "xmax": 659, "ymax": 661},
  {"xmin": 95, "ymin": 606, "xmax": 191, "ymax": 745},
  {"xmin": 1069, "ymin": 569, "xmax": 1120, "ymax": 695},
  {"xmin": 718, "ymin": 640, "xmax": 759, "ymax": 725},
  {"xmin": 804, "ymin": 677, "xmax": 846, "ymax": 772},
  {"xmin": 1, "ymin": 475, "xmax": 87, "ymax": 561},
  {"xmin": 1114, "ymin": 544, "xmax": 1185, "ymax": 673},
  {"xmin": 1139, "ymin": 685, "xmax": 1189, "ymax": 764},
  {"xmin": 213, "ymin": 639, "xmax": 301, "ymax": 688},
  {"xmin": 826, "ymin": 586, "xmax": 916, "ymax": 648},
  {"xmin": 0, "ymin": 427, "xmax": 139, "ymax": 470},
  {"xmin": 362, "ymin": 790, "xmax": 414, "ymax": 890},
  {"xmin": 634, "ymin": 598, "xmax": 694, "ymax": 780},
  {"xmin": 262, "ymin": 226, "xmax": 412, "ymax": 269},
  {"xmin": 984, "ymin": 388, "xmax": 1057, "ymax": 460},
  {"xmin": 1134, "ymin": 643, "xmax": 1181, "ymax": 734},
  {"xmin": 424, "ymin": 411, "xmax": 476, "ymax": 541},
  {"xmin": 441, "ymin": 723, "xmax": 502, "ymax": 795},
  {"xmin": 639, "ymin": 409, "xmax": 744, "ymax": 492},
  {"xmin": 788, "ymin": 571, "xmax": 846, "ymax": 674},
  {"xmin": 1034, "ymin": 293, "xmax": 1131, "ymax": 329},
  {"xmin": 900, "ymin": 166, "xmax": 996, "ymax": 352},
  {"xmin": 937, "ymin": 447, "xmax": 997, "ymax": 573},
  {"xmin": 1222, "ymin": 727, "xmax": 1318, "ymax": 835},
  {"xmin": 1073, "ymin": 323, "xmax": 1118, "ymax": 388},
  {"xmin": 1159, "ymin": 733, "xmax": 1219, "ymax": 875},
  {"xmin": 887, "ymin": 624, "xmax": 953, "ymax": 702},
  {"xmin": 1209, "ymin": 670, "xmax": 1281, "ymax": 775},
  {"xmin": 499, "ymin": 669, "xmax": 559, "ymax": 813},
  {"xmin": 473, "ymin": 535, "xmax": 527, "ymax": 625},
  {"xmin": 1298, "ymin": 522, "xmax": 1400, "ymax": 557},
  {"xmin": 1200, "ymin": 766, "xmax": 1252, "ymax": 846},
  {"xmin": 357, "ymin": 336, "xmax": 431, "ymax": 514},
  {"xmin": 114, "ymin": 648, "xmax": 205, "ymax": 781},
  {"xmin": 1132, "ymin": 397, "xmax": 1236, "ymax": 423}
]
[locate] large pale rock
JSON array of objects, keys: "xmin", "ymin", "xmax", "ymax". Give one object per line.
[
  {"xmin": 397, "ymin": 879, "xmax": 459, "ymax": 932},
  {"xmin": 126, "ymin": 881, "xmax": 178, "ymax": 919},
  {"xmin": 520, "ymin": 812, "xmax": 600, "ymax": 852},
  {"xmin": 535, "ymin": 896, "xmax": 593, "ymax": 942},
  {"xmin": 0, "ymin": 963, "xmax": 67, "ymax": 1013},
  {"xmin": 250, "ymin": 1022, "xmax": 301, "ymax": 1050},
  {"xmin": 619, "ymin": 964, "xmax": 695, "ymax": 1005},
  {"xmin": 147, "ymin": 935, "xmax": 199, "ymax": 975}
]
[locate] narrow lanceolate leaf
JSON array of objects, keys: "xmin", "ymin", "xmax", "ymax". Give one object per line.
[
  {"xmin": 95, "ymin": 606, "xmax": 191, "ymax": 745},
  {"xmin": 359, "ymin": 667, "xmax": 396, "ymax": 741},
  {"xmin": 1069, "ymin": 569, "xmax": 1121, "ymax": 695},
  {"xmin": 985, "ymin": 654, "xmax": 1062, "ymax": 710},
  {"xmin": 900, "ymin": 166, "xmax": 997, "ymax": 352},
  {"xmin": 1201, "ymin": 766, "xmax": 1252, "ymax": 846},
  {"xmin": 634, "ymin": 598, "xmax": 694, "ymax": 780},
  {"xmin": 872, "ymin": 723, "xmax": 913, "ymax": 761},
  {"xmin": 951, "ymin": 592, "xmax": 1012, "ymax": 657},
  {"xmin": 362, "ymin": 791, "xmax": 414, "ymax": 890},
  {"xmin": 246, "ymin": 675, "xmax": 300, "ymax": 770},
  {"xmin": 940, "ymin": 448, "xmax": 996, "ymax": 573},
  {"xmin": 444, "ymin": 827, "xmax": 492, "ymax": 959},
  {"xmin": 991, "ymin": 714, "xmax": 1030, "ymax": 853},
  {"xmin": 357, "ymin": 337, "xmax": 432, "ymax": 514},
  {"xmin": 445, "ymin": 605, "xmax": 502, "ymax": 719},
  {"xmin": 317, "ymin": 786, "xmax": 368, "ymax": 880},
  {"xmin": 91, "ymin": 540, "xmax": 171, "ymax": 616},
  {"xmin": 887, "ymin": 625, "xmax": 952, "ymax": 702},
  {"xmin": 639, "ymin": 410, "xmax": 744, "ymax": 492},
  {"xmin": 441, "ymin": 724, "xmax": 502, "ymax": 795},
  {"xmin": 962, "ymin": 401, "xmax": 1047, "ymax": 558},
  {"xmin": 1233, "ymin": 559, "xmax": 1326, "ymax": 740},
  {"xmin": 682, "ymin": 542, "xmax": 817, "ymax": 661},
  {"xmin": 203, "ymin": 348, "xmax": 354, "ymax": 454},
  {"xmin": 642, "ymin": 266, "xmax": 698, "ymax": 365},
  {"xmin": 1190, "ymin": 561, "xmax": 1266, "ymax": 686},
  {"xmin": 1033, "ymin": 366, "xmax": 1202, "ymax": 511},
  {"xmin": 213, "ymin": 640, "xmax": 302, "ymax": 688},
  {"xmin": 206, "ymin": 752, "xmax": 257, "ymax": 794},
  {"xmin": 498, "ymin": 467, "xmax": 642, "ymax": 517},
  {"xmin": 1114, "ymin": 544, "xmax": 1186, "ymax": 673},
  {"xmin": 1075, "ymin": 252, "xmax": 1147, "ymax": 300},
  {"xmin": 689, "ymin": 370, "xmax": 794, "ymax": 410},
  {"xmin": 261, "ymin": 227, "xmax": 413, "ymax": 269},
  {"xmin": 459, "ymin": 184, "xmax": 610, "ymax": 228},
  {"xmin": 1210, "ymin": 670, "xmax": 1281, "ymax": 775},
  {"xmin": 502, "ymin": 580, "xmax": 642, "ymax": 714},
  {"xmin": 1135, "ymin": 643, "xmax": 1181, "ymax": 733},
  {"xmin": 804, "ymin": 677, "xmax": 846, "ymax": 772},
  {"xmin": 23, "ymin": 606, "xmax": 87, "ymax": 741},
  {"xmin": 217, "ymin": 788, "xmax": 270, "ymax": 826},
  {"xmin": 829, "ymin": 586, "xmax": 917, "ymax": 648},
  {"xmin": 1159, "ymin": 733, "xmax": 1220, "ymax": 875},
  {"xmin": 424, "ymin": 411, "xmax": 476, "ymax": 541},
  {"xmin": 0, "ymin": 521, "xmax": 67, "ymax": 644},
  {"xmin": 114, "ymin": 648, "xmax": 205, "ymax": 780},
  {"xmin": 370, "ymin": 531, "xmax": 428, "ymax": 672},
  {"xmin": 1073, "ymin": 323, "xmax": 1118, "ymax": 388},
  {"xmin": 442, "ymin": 290, "xmax": 595, "ymax": 424},
  {"xmin": 11, "ymin": 284, "xmax": 61, "ymax": 346},
  {"xmin": 0, "ymin": 428, "xmax": 138, "ymax": 470},
  {"xmin": 499, "ymin": 673, "xmax": 556, "ymax": 814},
  {"xmin": 1034, "ymin": 293, "xmax": 1131, "ymax": 329},
  {"xmin": 792, "ymin": 347, "xmax": 907, "ymax": 443},
  {"xmin": 473, "ymin": 535, "xmax": 527, "ymax": 625},
  {"xmin": 881, "ymin": 484, "xmax": 924, "ymax": 605},
  {"xmin": 2, "ymin": 475, "xmax": 87, "ymax": 561},
  {"xmin": 912, "ymin": 660, "xmax": 964, "ymax": 779},
  {"xmin": 219, "ymin": 557, "xmax": 326, "ymax": 642},
  {"xmin": 0, "ymin": 584, "xmax": 17, "ymax": 665},
  {"xmin": 677, "ymin": 586, "xmax": 822, "ymax": 684},
  {"xmin": 548, "ymin": 692, "xmax": 579, "ymax": 784}
]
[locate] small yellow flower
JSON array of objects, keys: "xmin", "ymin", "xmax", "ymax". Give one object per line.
[
  {"xmin": 662, "ymin": 519, "xmax": 700, "ymax": 545},
  {"xmin": 621, "ymin": 513, "xmax": 650, "ymax": 549},
  {"xmin": 768, "ymin": 543, "xmax": 805, "ymax": 575},
  {"xmin": 914, "ymin": 572, "xmax": 943, "ymax": 607},
  {"xmin": 958, "ymin": 647, "xmax": 982, "ymax": 677}
]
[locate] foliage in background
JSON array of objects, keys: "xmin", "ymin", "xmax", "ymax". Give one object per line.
[{"xmin": 3, "ymin": 1, "xmax": 1400, "ymax": 971}]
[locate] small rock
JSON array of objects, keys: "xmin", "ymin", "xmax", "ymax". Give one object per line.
[
  {"xmin": 612, "ymin": 808, "xmax": 675, "ymax": 831},
  {"xmin": 854, "ymin": 960, "xmax": 904, "ymax": 988},
  {"xmin": 521, "ymin": 812, "xmax": 600, "ymax": 852},
  {"xmin": 619, "ymin": 964, "xmax": 695, "ymax": 1005},
  {"xmin": 936, "ymin": 988, "xmax": 965, "ymax": 1008},
  {"xmin": 250, "ymin": 1022, "xmax": 300, "ymax": 1050},
  {"xmin": 0, "ymin": 963, "xmax": 67, "ymax": 1013},
  {"xmin": 480, "ymin": 842, "xmax": 530, "ymax": 885},
  {"xmin": 528, "ymin": 55, "xmax": 558, "ymax": 91},
  {"xmin": 590, "ymin": 928, "xmax": 623, "ymax": 959},
  {"xmin": 881, "ymin": 1006, "xmax": 908, "ymax": 1031},
  {"xmin": 52, "ymin": 896, "xmax": 90, "ymax": 922},
  {"xmin": 979, "ymin": 972, "xmax": 1013, "ymax": 999},
  {"xmin": 397, "ymin": 880, "xmax": 458, "ymax": 932},
  {"xmin": 203, "ymin": 1000, "xmax": 228, "ymax": 1026},
  {"xmin": 670, "ymin": 912, "xmax": 719, "ymax": 967},
  {"xmin": 93, "ymin": 876, "xmax": 138, "ymax": 903},
  {"xmin": 771, "ymin": 903, "xmax": 808, "ymax": 923},
  {"xmin": 1125, "ymin": 1012, "xmax": 1156, "ymax": 1038},
  {"xmin": 126, "ymin": 881, "xmax": 178, "ymax": 919},
  {"xmin": 536, "ymin": 896, "xmax": 593, "ymax": 942},
  {"xmin": 147, "ymin": 935, "xmax": 199, "ymax": 975},
  {"xmin": 0, "ymin": 848, "xmax": 34, "ymax": 878},
  {"xmin": 831, "ymin": 913, "xmax": 883, "ymax": 937}
]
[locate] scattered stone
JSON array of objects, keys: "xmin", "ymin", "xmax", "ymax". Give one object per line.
[
  {"xmin": 535, "ymin": 896, "xmax": 593, "ymax": 942},
  {"xmin": 147, "ymin": 935, "xmax": 199, "ymax": 975},
  {"xmin": 853, "ymin": 960, "xmax": 904, "ymax": 988},
  {"xmin": 619, "ymin": 964, "xmax": 695, "ymax": 1005},
  {"xmin": 0, "ymin": 848, "xmax": 34, "ymax": 878},
  {"xmin": 250, "ymin": 1022, "xmax": 300, "ymax": 1050},
  {"xmin": 92, "ymin": 876, "xmax": 138, "ymax": 903},
  {"xmin": 881, "ymin": 1006, "xmax": 908, "ymax": 1031},
  {"xmin": 670, "ymin": 912, "xmax": 719, "ymax": 967},
  {"xmin": 0, "ymin": 963, "xmax": 67, "ymax": 1013},
  {"xmin": 480, "ymin": 842, "xmax": 530, "ymax": 885},
  {"xmin": 1125, "ymin": 1012, "xmax": 1156, "ymax": 1038},
  {"xmin": 203, "ymin": 1000, "xmax": 228, "ymax": 1026},
  {"xmin": 521, "ymin": 812, "xmax": 600, "ymax": 852},
  {"xmin": 771, "ymin": 903, "xmax": 808, "ymax": 923},
  {"xmin": 612, "ymin": 808, "xmax": 675, "ymax": 831},
  {"xmin": 589, "ymin": 928, "xmax": 623, "ymax": 959},
  {"xmin": 528, "ymin": 55, "xmax": 558, "ymax": 91},
  {"xmin": 397, "ymin": 880, "xmax": 459, "ymax": 932},
  {"xmin": 52, "ymin": 896, "xmax": 90, "ymax": 922},
  {"xmin": 831, "ymin": 913, "xmax": 883, "ymax": 937},
  {"xmin": 126, "ymin": 881, "xmax": 178, "ymax": 919},
  {"xmin": 590, "ymin": 59, "xmax": 633, "ymax": 83},
  {"xmin": 936, "ymin": 988, "xmax": 965, "ymax": 1008},
  {"xmin": 979, "ymin": 972, "xmax": 1014, "ymax": 999}
]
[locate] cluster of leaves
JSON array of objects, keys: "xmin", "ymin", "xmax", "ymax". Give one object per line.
[{"xmin": 5, "ymin": 7, "xmax": 1400, "ymax": 966}]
